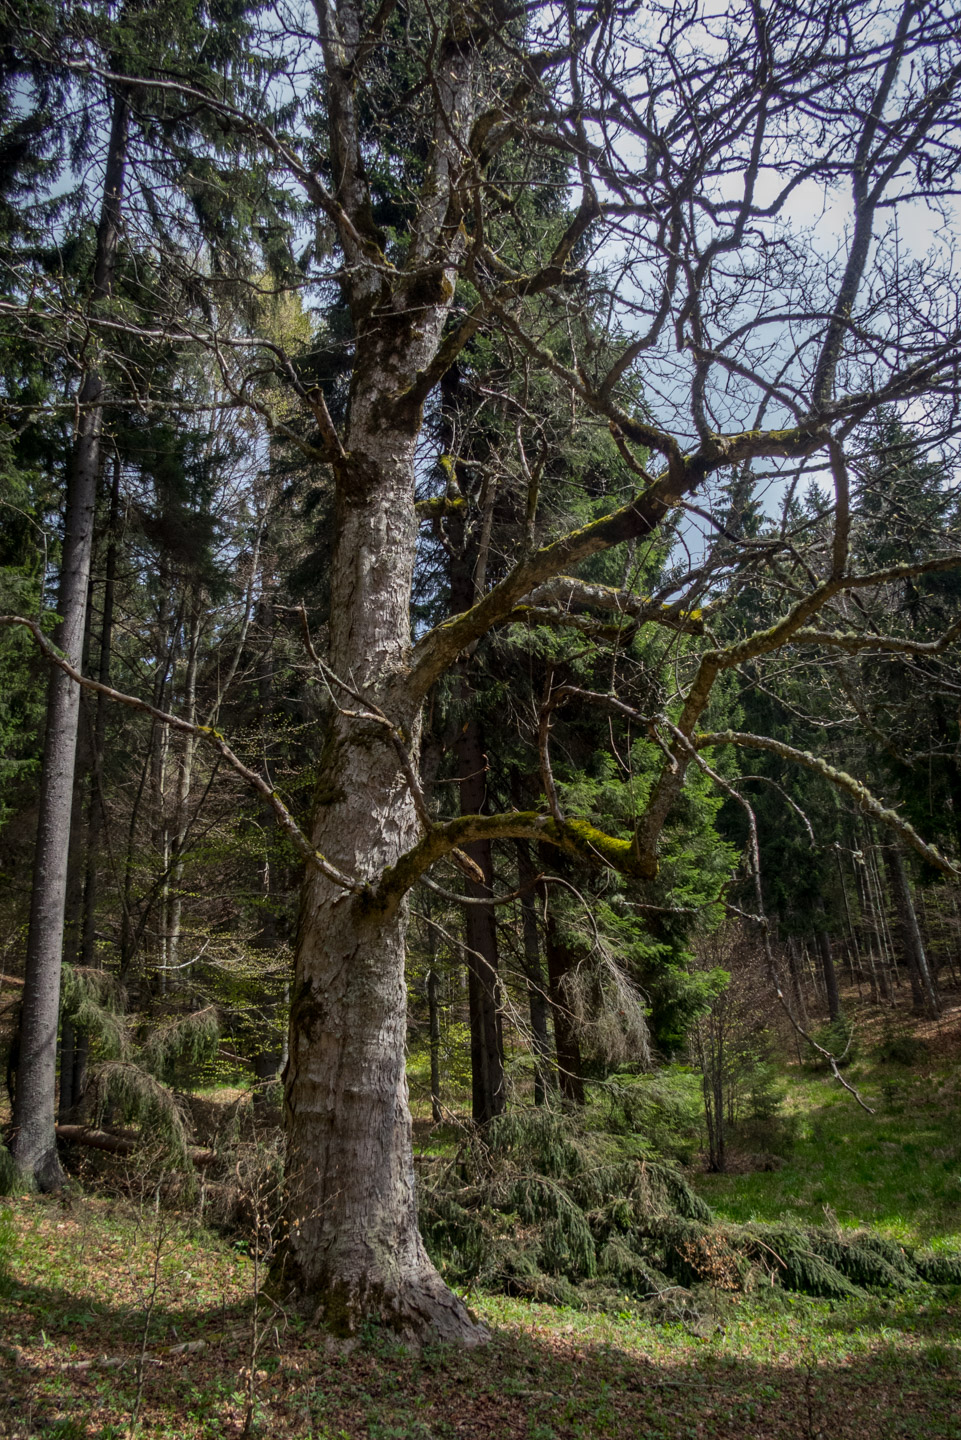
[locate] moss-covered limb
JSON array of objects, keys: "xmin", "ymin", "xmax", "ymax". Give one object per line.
[
  {"xmin": 406, "ymin": 412, "xmax": 831, "ymax": 702},
  {"xmin": 840, "ymin": 550, "xmax": 961, "ymax": 589},
  {"xmin": 506, "ymin": 606, "xmax": 641, "ymax": 641},
  {"xmin": 520, "ymin": 575, "xmax": 705, "ymax": 635},
  {"xmin": 492, "ymin": 306, "xmax": 827, "ymax": 485},
  {"xmin": 414, "ymin": 494, "xmax": 468, "ymax": 521},
  {"xmin": 631, "ymin": 557, "xmax": 960, "ymax": 875},
  {"xmin": 365, "ymin": 810, "xmax": 645, "ymax": 916},
  {"xmin": 791, "ymin": 616, "xmax": 961, "ymax": 655},
  {"xmin": 0, "ymin": 614, "xmax": 361, "ymax": 895},
  {"xmin": 406, "ymin": 486, "xmax": 677, "ymax": 700},
  {"xmin": 696, "ymin": 729, "xmax": 960, "ymax": 878}
]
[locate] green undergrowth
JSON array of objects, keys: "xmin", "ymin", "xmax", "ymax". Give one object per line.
[
  {"xmin": 418, "ymin": 1107, "xmax": 961, "ymax": 1314},
  {"xmin": 2, "ymin": 1190, "xmax": 960, "ymax": 1440},
  {"xmin": 694, "ymin": 1060, "xmax": 961, "ymax": 1249}
]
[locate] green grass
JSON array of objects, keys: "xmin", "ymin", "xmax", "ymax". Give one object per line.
[
  {"xmin": 3, "ymin": 1041, "xmax": 959, "ymax": 1436},
  {"xmin": 1, "ymin": 1194, "xmax": 959, "ymax": 1439},
  {"xmin": 693, "ymin": 1059, "xmax": 961, "ymax": 1249}
]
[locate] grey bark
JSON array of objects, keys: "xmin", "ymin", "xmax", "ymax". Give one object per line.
[
  {"xmin": 277, "ymin": 4, "xmax": 498, "ymax": 1335},
  {"xmin": 279, "ymin": 207, "xmax": 485, "ymax": 1334},
  {"xmin": 12, "ymin": 89, "xmax": 128, "ymax": 1188},
  {"xmin": 883, "ymin": 845, "xmax": 940, "ymax": 1019}
]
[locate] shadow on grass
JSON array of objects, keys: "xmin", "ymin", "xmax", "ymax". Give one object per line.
[
  {"xmin": 0, "ymin": 1268, "xmax": 252, "ymax": 1351},
  {"xmin": 2, "ymin": 1274, "xmax": 961, "ymax": 1440}
]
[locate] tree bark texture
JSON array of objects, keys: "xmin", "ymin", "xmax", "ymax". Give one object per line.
[
  {"xmin": 12, "ymin": 90, "xmax": 128, "ymax": 1188},
  {"xmin": 276, "ymin": 8, "xmax": 494, "ymax": 1331},
  {"xmin": 883, "ymin": 845, "xmax": 940, "ymax": 1019},
  {"xmin": 281, "ymin": 394, "xmax": 484, "ymax": 1341}
]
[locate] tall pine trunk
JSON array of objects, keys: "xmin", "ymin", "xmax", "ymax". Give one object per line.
[
  {"xmin": 12, "ymin": 90, "xmax": 128, "ymax": 1187},
  {"xmin": 883, "ymin": 845, "xmax": 939, "ymax": 1019},
  {"xmin": 457, "ymin": 716, "xmax": 505, "ymax": 1125}
]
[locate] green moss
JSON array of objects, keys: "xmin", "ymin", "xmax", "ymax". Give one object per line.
[
  {"xmin": 560, "ymin": 818, "xmax": 644, "ymax": 876},
  {"xmin": 369, "ymin": 810, "xmax": 651, "ymax": 916}
]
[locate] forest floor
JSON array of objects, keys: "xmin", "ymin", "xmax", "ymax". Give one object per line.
[
  {"xmin": 0, "ymin": 1191, "xmax": 959, "ymax": 1440},
  {"xmin": 696, "ymin": 990, "xmax": 961, "ymax": 1252},
  {"xmin": 1, "ymin": 997, "xmax": 960, "ymax": 1439}
]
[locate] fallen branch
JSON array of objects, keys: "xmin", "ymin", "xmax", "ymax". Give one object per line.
[{"xmin": 54, "ymin": 1124, "xmax": 217, "ymax": 1169}]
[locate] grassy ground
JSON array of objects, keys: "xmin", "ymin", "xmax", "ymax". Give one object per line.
[
  {"xmin": 694, "ymin": 1012, "xmax": 961, "ymax": 1251},
  {"xmin": 2, "ymin": 1001, "xmax": 960, "ymax": 1438},
  {"xmin": 1, "ymin": 1191, "xmax": 959, "ymax": 1440}
]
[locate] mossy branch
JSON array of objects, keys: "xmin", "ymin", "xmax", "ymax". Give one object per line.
[
  {"xmin": 365, "ymin": 811, "xmax": 644, "ymax": 917},
  {"xmin": 696, "ymin": 729, "xmax": 960, "ymax": 878}
]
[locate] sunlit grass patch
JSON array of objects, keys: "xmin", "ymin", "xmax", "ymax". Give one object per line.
[{"xmin": 694, "ymin": 1063, "xmax": 961, "ymax": 1249}]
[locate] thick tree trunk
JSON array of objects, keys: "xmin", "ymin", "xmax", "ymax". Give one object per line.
[
  {"xmin": 11, "ymin": 91, "xmax": 128, "ymax": 1187},
  {"xmin": 280, "ymin": 404, "xmax": 484, "ymax": 1342}
]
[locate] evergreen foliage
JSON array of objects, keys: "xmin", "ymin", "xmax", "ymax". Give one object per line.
[
  {"xmin": 87, "ymin": 1060, "xmax": 193, "ymax": 1170},
  {"xmin": 420, "ymin": 1109, "xmax": 961, "ymax": 1312}
]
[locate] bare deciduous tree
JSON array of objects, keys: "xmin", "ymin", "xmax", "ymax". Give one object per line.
[{"xmin": 3, "ymin": 0, "xmax": 961, "ymax": 1343}]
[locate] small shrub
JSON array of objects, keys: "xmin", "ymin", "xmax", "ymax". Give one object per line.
[
  {"xmin": 601, "ymin": 1066, "xmax": 703, "ymax": 1163},
  {"xmin": 806, "ymin": 1015, "xmax": 857, "ymax": 1070},
  {"xmin": 745, "ymin": 1062, "xmax": 784, "ymax": 1122},
  {"xmin": 875, "ymin": 1027, "xmax": 928, "ymax": 1067},
  {"xmin": 733, "ymin": 1108, "xmax": 800, "ymax": 1159}
]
